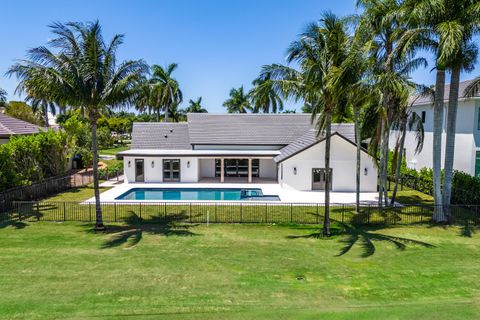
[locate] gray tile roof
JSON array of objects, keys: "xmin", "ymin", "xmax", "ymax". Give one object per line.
[
  {"xmin": 187, "ymin": 113, "xmax": 314, "ymax": 145},
  {"xmin": 413, "ymin": 79, "xmax": 477, "ymax": 105},
  {"xmin": 131, "ymin": 122, "xmax": 191, "ymax": 150},
  {"xmin": 274, "ymin": 124, "xmax": 355, "ymax": 162},
  {"xmin": 0, "ymin": 113, "xmax": 43, "ymax": 138}
]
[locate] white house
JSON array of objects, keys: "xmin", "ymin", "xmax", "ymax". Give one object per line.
[
  {"xmin": 119, "ymin": 113, "xmax": 378, "ymax": 192},
  {"xmin": 390, "ymin": 80, "xmax": 480, "ymax": 176}
]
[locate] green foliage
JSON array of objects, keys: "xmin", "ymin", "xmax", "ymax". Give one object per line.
[
  {"xmin": 98, "ymin": 160, "xmax": 124, "ymax": 180},
  {"xmin": 0, "ymin": 130, "xmax": 72, "ymax": 191},
  {"xmin": 5, "ymin": 101, "xmax": 44, "ymax": 126},
  {"xmin": 451, "ymin": 171, "xmax": 480, "ymax": 205}
]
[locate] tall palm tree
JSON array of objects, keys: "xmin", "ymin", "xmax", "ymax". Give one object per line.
[
  {"xmin": 262, "ymin": 12, "xmax": 352, "ymax": 236},
  {"xmin": 223, "ymin": 86, "xmax": 252, "ymax": 113},
  {"xmin": 357, "ymin": 0, "xmax": 426, "ymax": 207},
  {"xmin": 185, "ymin": 97, "xmax": 208, "ymax": 113},
  {"xmin": 168, "ymin": 103, "xmax": 187, "ymax": 122},
  {"xmin": 150, "ymin": 64, "xmax": 182, "ymax": 122},
  {"xmin": 249, "ymin": 73, "xmax": 284, "ymax": 113},
  {"xmin": 441, "ymin": 0, "xmax": 479, "ymax": 217},
  {"xmin": 8, "ymin": 21, "xmax": 148, "ymax": 230},
  {"xmin": 25, "ymin": 95, "xmax": 57, "ymax": 127}
]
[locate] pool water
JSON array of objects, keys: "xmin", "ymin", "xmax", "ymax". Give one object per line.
[{"xmin": 116, "ymin": 188, "xmax": 280, "ymax": 201}]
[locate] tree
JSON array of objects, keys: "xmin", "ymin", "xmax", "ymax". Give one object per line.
[
  {"xmin": 26, "ymin": 95, "xmax": 57, "ymax": 127},
  {"xmin": 168, "ymin": 103, "xmax": 187, "ymax": 122},
  {"xmin": 150, "ymin": 63, "xmax": 182, "ymax": 122},
  {"xmin": 249, "ymin": 73, "xmax": 284, "ymax": 113},
  {"xmin": 8, "ymin": 21, "xmax": 148, "ymax": 230},
  {"xmin": 440, "ymin": 0, "xmax": 479, "ymax": 218},
  {"xmin": 0, "ymin": 88, "xmax": 6, "ymax": 107},
  {"xmin": 262, "ymin": 12, "xmax": 352, "ymax": 236},
  {"xmin": 4, "ymin": 101, "xmax": 44, "ymax": 126},
  {"xmin": 223, "ymin": 86, "xmax": 252, "ymax": 113},
  {"xmin": 185, "ymin": 97, "xmax": 208, "ymax": 113}
]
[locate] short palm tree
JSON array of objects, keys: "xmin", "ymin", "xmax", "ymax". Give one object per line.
[
  {"xmin": 0, "ymin": 88, "xmax": 6, "ymax": 107},
  {"xmin": 249, "ymin": 73, "xmax": 284, "ymax": 113},
  {"xmin": 25, "ymin": 95, "xmax": 57, "ymax": 127},
  {"xmin": 185, "ymin": 97, "xmax": 208, "ymax": 113},
  {"xmin": 8, "ymin": 21, "xmax": 148, "ymax": 230},
  {"xmin": 150, "ymin": 63, "xmax": 182, "ymax": 122},
  {"xmin": 223, "ymin": 86, "xmax": 252, "ymax": 113}
]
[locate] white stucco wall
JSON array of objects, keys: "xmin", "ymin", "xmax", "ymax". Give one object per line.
[
  {"xmin": 123, "ymin": 156, "xmax": 199, "ymax": 183},
  {"xmin": 279, "ymin": 135, "xmax": 378, "ymax": 192},
  {"xmin": 390, "ymin": 99, "xmax": 480, "ymax": 176},
  {"xmin": 259, "ymin": 159, "xmax": 277, "ymax": 179},
  {"xmin": 199, "ymin": 159, "xmax": 216, "ymax": 178}
]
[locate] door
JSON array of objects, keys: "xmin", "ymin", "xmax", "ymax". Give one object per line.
[
  {"xmin": 135, "ymin": 159, "xmax": 144, "ymax": 182},
  {"xmin": 312, "ymin": 168, "xmax": 332, "ymax": 190},
  {"xmin": 163, "ymin": 159, "xmax": 181, "ymax": 182}
]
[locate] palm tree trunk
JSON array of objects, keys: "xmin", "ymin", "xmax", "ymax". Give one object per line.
[
  {"xmin": 90, "ymin": 119, "xmax": 105, "ymax": 231},
  {"xmin": 323, "ymin": 113, "xmax": 332, "ymax": 237},
  {"xmin": 354, "ymin": 105, "xmax": 361, "ymax": 213},
  {"xmin": 381, "ymin": 120, "xmax": 390, "ymax": 205},
  {"xmin": 378, "ymin": 118, "xmax": 385, "ymax": 208},
  {"xmin": 43, "ymin": 104, "xmax": 50, "ymax": 127},
  {"xmin": 433, "ymin": 68, "xmax": 446, "ymax": 222},
  {"xmin": 390, "ymin": 118, "xmax": 407, "ymax": 205},
  {"xmin": 442, "ymin": 65, "xmax": 461, "ymax": 219},
  {"xmin": 165, "ymin": 105, "xmax": 169, "ymax": 122}
]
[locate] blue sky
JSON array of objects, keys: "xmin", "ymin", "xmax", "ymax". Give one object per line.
[{"xmin": 1, "ymin": 0, "xmax": 479, "ymax": 113}]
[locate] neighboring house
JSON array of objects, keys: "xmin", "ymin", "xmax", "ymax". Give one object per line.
[
  {"xmin": 0, "ymin": 113, "xmax": 43, "ymax": 144},
  {"xmin": 390, "ymin": 80, "xmax": 480, "ymax": 176},
  {"xmin": 118, "ymin": 114, "xmax": 378, "ymax": 192}
]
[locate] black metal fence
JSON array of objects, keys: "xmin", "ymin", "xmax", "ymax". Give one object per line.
[{"xmin": 3, "ymin": 201, "xmax": 480, "ymax": 226}]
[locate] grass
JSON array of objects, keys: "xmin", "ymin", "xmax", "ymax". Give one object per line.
[
  {"xmin": 98, "ymin": 145, "xmax": 130, "ymax": 156},
  {"xmin": 0, "ymin": 222, "xmax": 479, "ymax": 319},
  {"xmin": 43, "ymin": 184, "xmax": 111, "ymax": 202},
  {"xmin": 389, "ymin": 185, "xmax": 434, "ymax": 205}
]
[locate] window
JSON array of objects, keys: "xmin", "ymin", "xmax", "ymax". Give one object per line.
[
  {"xmin": 421, "ymin": 111, "xmax": 426, "ymax": 123},
  {"xmin": 476, "ymin": 151, "xmax": 480, "ymax": 177},
  {"xmin": 477, "ymin": 106, "xmax": 480, "ymax": 130}
]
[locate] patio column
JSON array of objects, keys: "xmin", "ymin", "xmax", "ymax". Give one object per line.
[
  {"xmin": 248, "ymin": 158, "xmax": 252, "ymax": 183},
  {"xmin": 220, "ymin": 158, "xmax": 225, "ymax": 183}
]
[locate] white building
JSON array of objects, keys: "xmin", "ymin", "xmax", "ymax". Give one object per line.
[
  {"xmin": 390, "ymin": 79, "xmax": 480, "ymax": 176},
  {"xmin": 119, "ymin": 113, "xmax": 378, "ymax": 192}
]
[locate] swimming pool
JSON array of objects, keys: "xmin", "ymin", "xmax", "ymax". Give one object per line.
[{"xmin": 115, "ymin": 188, "xmax": 280, "ymax": 201}]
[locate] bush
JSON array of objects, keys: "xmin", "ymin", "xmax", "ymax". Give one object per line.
[{"xmin": 0, "ymin": 130, "xmax": 72, "ymax": 191}]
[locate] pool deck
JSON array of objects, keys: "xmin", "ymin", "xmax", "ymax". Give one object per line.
[{"xmin": 87, "ymin": 182, "xmax": 379, "ymax": 204}]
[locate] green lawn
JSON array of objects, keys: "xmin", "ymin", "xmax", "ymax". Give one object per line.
[
  {"xmin": 389, "ymin": 186, "xmax": 434, "ymax": 205},
  {"xmin": 0, "ymin": 222, "xmax": 479, "ymax": 319},
  {"xmin": 44, "ymin": 184, "xmax": 111, "ymax": 202},
  {"xmin": 98, "ymin": 145, "xmax": 130, "ymax": 156}
]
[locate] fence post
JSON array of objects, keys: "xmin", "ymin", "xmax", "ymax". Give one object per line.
[
  {"xmin": 36, "ymin": 201, "xmax": 40, "ymax": 221},
  {"xmin": 265, "ymin": 203, "xmax": 268, "ymax": 223},
  {"xmin": 342, "ymin": 204, "xmax": 344, "ymax": 224},
  {"xmin": 89, "ymin": 203, "xmax": 92, "ymax": 221},
  {"xmin": 139, "ymin": 202, "xmax": 142, "ymax": 220},
  {"xmin": 215, "ymin": 202, "xmax": 218, "ymax": 223},
  {"xmin": 240, "ymin": 203, "xmax": 243, "ymax": 223},
  {"xmin": 290, "ymin": 203, "xmax": 293, "ymax": 223},
  {"xmin": 189, "ymin": 203, "xmax": 192, "ymax": 223},
  {"xmin": 114, "ymin": 203, "xmax": 117, "ymax": 222},
  {"xmin": 316, "ymin": 203, "xmax": 319, "ymax": 224},
  {"xmin": 63, "ymin": 202, "xmax": 66, "ymax": 221}
]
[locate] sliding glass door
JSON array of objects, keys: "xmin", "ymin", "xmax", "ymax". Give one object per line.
[{"xmin": 163, "ymin": 159, "xmax": 180, "ymax": 182}]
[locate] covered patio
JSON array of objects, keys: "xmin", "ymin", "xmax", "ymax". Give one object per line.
[{"xmin": 197, "ymin": 157, "xmax": 278, "ymax": 183}]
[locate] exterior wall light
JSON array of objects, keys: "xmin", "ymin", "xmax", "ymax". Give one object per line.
[
  {"xmin": 128, "ymin": 160, "xmax": 131, "ymax": 168},
  {"xmin": 293, "ymin": 167, "xmax": 297, "ymax": 175},
  {"xmin": 364, "ymin": 168, "xmax": 368, "ymax": 176},
  {"xmin": 151, "ymin": 161, "xmax": 155, "ymax": 168},
  {"xmin": 187, "ymin": 161, "xmax": 190, "ymax": 168}
]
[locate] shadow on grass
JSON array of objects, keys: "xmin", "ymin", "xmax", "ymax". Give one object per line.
[
  {"xmin": 95, "ymin": 212, "xmax": 199, "ymax": 249},
  {"xmin": 286, "ymin": 221, "xmax": 435, "ymax": 257}
]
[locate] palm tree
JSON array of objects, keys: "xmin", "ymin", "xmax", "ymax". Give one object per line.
[
  {"xmin": 25, "ymin": 95, "xmax": 57, "ymax": 127},
  {"xmin": 168, "ymin": 103, "xmax": 187, "ymax": 122},
  {"xmin": 440, "ymin": 0, "xmax": 479, "ymax": 218},
  {"xmin": 150, "ymin": 63, "xmax": 182, "ymax": 122},
  {"xmin": 357, "ymin": 0, "xmax": 427, "ymax": 208},
  {"xmin": 249, "ymin": 73, "xmax": 284, "ymax": 113},
  {"xmin": 185, "ymin": 97, "xmax": 208, "ymax": 113},
  {"xmin": 8, "ymin": 21, "xmax": 148, "ymax": 230},
  {"xmin": 262, "ymin": 12, "xmax": 352, "ymax": 236},
  {"xmin": 0, "ymin": 88, "xmax": 6, "ymax": 107},
  {"xmin": 223, "ymin": 86, "xmax": 252, "ymax": 113}
]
